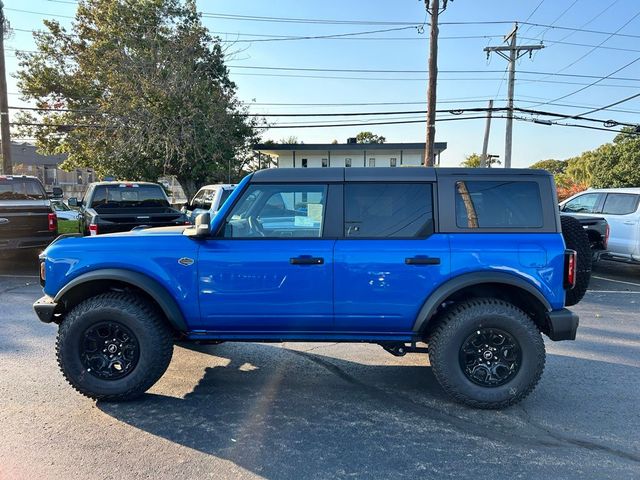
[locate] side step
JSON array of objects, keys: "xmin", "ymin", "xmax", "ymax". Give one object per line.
[{"xmin": 380, "ymin": 342, "xmax": 429, "ymax": 357}]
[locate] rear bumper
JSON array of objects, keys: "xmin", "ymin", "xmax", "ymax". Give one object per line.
[
  {"xmin": 546, "ymin": 308, "xmax": 579, "ymax": 341},
  {"xmin": 33, "ymin": 295, "xmax": 57, "ymax": 323}
]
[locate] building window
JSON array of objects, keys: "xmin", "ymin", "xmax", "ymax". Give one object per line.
[
  {"xmin": 390, "ymin": 158, "xmax": 397, "ymax": 167},
  {"xmin": 368, "ymin": 158, "xmax": 376, "ymax": 167},
  {"xmin": 321, "ymin": 158, "xmax": 328, "ymax": 168},
  {"xmin": 301, "ymin": 158, "xmax": 308, "ymax": 168},
  {"xmin": 345, "ymin": 158, "xmax": 352, "ymax": 168}
]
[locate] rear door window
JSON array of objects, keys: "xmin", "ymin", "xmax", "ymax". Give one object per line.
[
  {"xmin": 455, "ymin": 181, "xmax": 543, "ymax": 228},
  {"xmin": 562, "ymin": 193, "xmax": 602, "ymax": 214},
  {"xmin": 344, "ymin": 183, "xmax": 434, "ymax": 238},
  {"xmin": 601, "ymin": 193, "xmax": 640, "ymax": 215}
]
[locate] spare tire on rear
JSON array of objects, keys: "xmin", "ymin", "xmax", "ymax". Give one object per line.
[{"xmin": 561, "ymin": 215, "xmax": 591, "ymax": 306}]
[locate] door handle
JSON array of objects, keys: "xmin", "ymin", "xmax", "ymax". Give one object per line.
[
  {"xmin": 405, "ymin": 256, "xmax": 440, "ymax": 265},
  {"xmin": 623, "ymin": 221, "xmax": 635, "ymax": 225},
  {"xmin": 290, "ymin": 256, "xmax": 324, "ymax": 265}
]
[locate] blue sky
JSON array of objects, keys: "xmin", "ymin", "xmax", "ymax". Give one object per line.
[{"xmin": 5, "ymin": 0, "xmax": 640, "ymax": 167}]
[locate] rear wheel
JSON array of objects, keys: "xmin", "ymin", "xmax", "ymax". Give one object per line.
[
  {"xmin": 56, "ymin": 292, "xmax": 174, "ymax": 401},
  {"xmin": 561, "ymin": 216, "xmax": 591, "ymax": 306},
  {"xmin": 428, "ymin": 298, "xmax": 545, "ymax": 409}
]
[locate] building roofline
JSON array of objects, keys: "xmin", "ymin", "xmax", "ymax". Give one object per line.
[{"xmin": 253, "ymin": 142, "xmax": 447, "ymax": 152}]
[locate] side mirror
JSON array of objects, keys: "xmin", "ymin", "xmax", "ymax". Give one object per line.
[
  {"xmin": 185, "ymin": 212, "xmax": 211, "ymax": 238},
  {"xmin": 68, "ymin": 197, "xmax": 79, "ymax": 207},
  {"xmin": 52, "ymin": 186, "xmax": 63, "ymax": 198}
]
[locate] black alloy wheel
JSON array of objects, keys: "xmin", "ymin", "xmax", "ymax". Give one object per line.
[
  {"xmin": 80, "ymin": 321, "xmax": 140, "ymax": 380},
  {"xmin": 458, "ymin": 327, "xmax": 522, "ymax": 387}
]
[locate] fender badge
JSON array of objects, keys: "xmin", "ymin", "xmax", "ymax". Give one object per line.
[{"xmin": 178, "ymin": 257, "xmax": 194, "ymax": 266}]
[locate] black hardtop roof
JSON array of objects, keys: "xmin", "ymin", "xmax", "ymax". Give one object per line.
[{"xmin": 250, "ymin": 167, "xmax": 553, "ymax": 183}]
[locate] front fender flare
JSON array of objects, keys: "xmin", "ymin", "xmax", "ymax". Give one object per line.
[
  {"xmin": 412, "ymin": 272, "xmax": 553, "ymax": 332},
  {"xmin": 54, "ymin": 268, "xmax": 188, "ymax": 332}
]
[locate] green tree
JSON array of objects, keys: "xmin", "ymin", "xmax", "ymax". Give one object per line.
[
  {"xmin": 16, "ymin": 0, "xmax": 261, "ymax": 199},
  {"xmin": 355, "ymin": 131, "xmax": 386, "ymax": 144},
  {"xmin": 591, "ymin": 128, "xmax": 640, "ymax": 188},
  {"xmin": 279, "ymin": 136, "xmax": 299, "ymax": 144},
  {"xmin": 460, "ymin": 153, "xmax": 501, "ymax": 168},
  {"xmin": 529, "ymin": 159, "xmax": 566, "ymax": 175}
]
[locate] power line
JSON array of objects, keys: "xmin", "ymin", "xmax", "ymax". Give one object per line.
[
  {"xmin": 575, "ymin": 92, "xmax": 640, "ymax": 117},
  {"xmin": 550, "ymin": 0, "xmax": 620, "ymax": 44},
  {"xmin": 12, "ymin": 114, "xmax": 639, "ymax": 135},
  {"xmin": 9, "ymin": 8, "xmax": 640, "ymax": 42},
  {"xmin": 530, "ymin": 53, "xmax": 640, "ymax": 107},
  {"xmin": 553, "ymin": 9, "xmax": 640, "ymax": 74}
]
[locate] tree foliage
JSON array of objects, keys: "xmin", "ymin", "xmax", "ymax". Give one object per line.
[
  {"xmin": 460, "ymin": 153, "xmax": 501, "ymax": 168},
  {"xmin": 529, "ymin": 127, "xmax": 640, "ymax": 199},
  {"xmin": 529, "ymin": 159, "xmax": 566, "ymax": 175},
  {"xmin": 16, "ymin": 0, "xmax": 261, "ymax": 199},
  {"xmin": 590, "ymin": 128, "xmax": 640, "ymax": 188},
  {"xmin": 355, "ymin": 131, "xmax": 386, "ymax": 144}
]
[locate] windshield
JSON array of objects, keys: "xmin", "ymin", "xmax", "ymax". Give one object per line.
[
  {"xmin": 91, "ymin": 184, "xmax": 169, "ymax": 210},
  {"xmin": 51, "ymin": 200, "xmax": 71, "ymax": 211},
  {"xmin": 0, "ymin": 179, "xmax": 46, "ymax": 200},
  {"xmin": 219, "ymin": 188, "xmax": 234, "ymax": 207}
]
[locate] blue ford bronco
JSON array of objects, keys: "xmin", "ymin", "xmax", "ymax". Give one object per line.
[{"xmin": 34, "ymin": 168, "xmax": 589, "ymax": 409}]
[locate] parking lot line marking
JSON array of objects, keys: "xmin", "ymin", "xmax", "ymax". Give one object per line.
[
  {"xmin": 591, "ymin": 275, "xmax": 640, "ymax": 287},
  {"xmin": 587, "ymin": 290, "xmax": 640, "ymax": 293}
]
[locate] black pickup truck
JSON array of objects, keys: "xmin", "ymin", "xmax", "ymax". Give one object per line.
[
  {"xmin": 561, "ymin": 213, "xmax": 609, "ymax": 259},
  {"xmin": 0, "ymin": 175, "xmax": 58, "ymax": 254},
  {"xmin": 69, "ymin": 181, "xmax": 188, "ymax": 236}
]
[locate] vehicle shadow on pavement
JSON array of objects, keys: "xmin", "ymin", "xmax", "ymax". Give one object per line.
[{"xmin": 97, "ymin": 343, "xmax": 640, "ymax": 479}]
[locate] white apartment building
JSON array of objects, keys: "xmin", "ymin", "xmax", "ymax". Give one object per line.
[{"xmin": 254, "ymin": 138, "xmax": 447, "ymax": 169}]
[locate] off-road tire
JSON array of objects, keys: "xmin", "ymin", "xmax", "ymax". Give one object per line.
[
  {"xmin": 561, "ymin": 215, "xmax": 591, "ymax": 306},
  {"xmin": 56, "ymin": 292, "xmax": 174, "ymax": 401},
  {"xmin": 428, "ymin": 298, "xmax": 546, "ymax": 409}
]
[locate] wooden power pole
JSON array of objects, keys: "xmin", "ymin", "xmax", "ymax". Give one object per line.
[
  {"xmin": 484, "ymin": 24, "xmax": 543, "ymax": 168},
  {"xmin": 423, "ymin": 0, "xmax": 451, "ymax": 167},
  {"xmin": 0, "ymin": 1, "xmax": 12, "ymax": 175},
  {"xmin": 480, "ymin": 99, "xmax": 493, "ymax": 168}
]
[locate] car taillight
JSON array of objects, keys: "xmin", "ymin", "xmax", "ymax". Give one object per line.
[
  {"xmin": 564, "ymin": 249, "xmax": 577, "ymax": 290},
  {"xmin": 604, "ymin": 223, "xmax": 610, "ymax": 250},
  {"xmin": 89, "ymin": 223, "xmax": 98, "ymax": 236},
  {"xmin": 48, "ymin": 213, "xmax": 57, "ymax": 232}
]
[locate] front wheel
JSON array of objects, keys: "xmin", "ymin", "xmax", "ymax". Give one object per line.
[
  {"xmin": 56, "ymin": 292, "xmax": 174, "ymax": 401},
  {"xmin": 428, "ymin": 298, "xmax": 545, "ymax": 409}
]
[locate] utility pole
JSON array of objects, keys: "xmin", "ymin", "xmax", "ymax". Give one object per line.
[
  {"xmin": 423, "ymin": 0, "xmax": 451, "ymax": 167},
  {"xmin": 480, "ymin": 99, "xmax": 493, "ymax": 168},
  {"xmin": 484, "ymin": 24, "xmax": 543, "ymax": 168},
  {"xmin": 0, "ymin": 1, "xmax": 12, "ymax": 175}
]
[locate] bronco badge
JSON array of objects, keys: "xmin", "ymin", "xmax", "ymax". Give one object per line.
[{"xmin": 178, "ymin": 257, "xmax": 194, "ymax": 266}]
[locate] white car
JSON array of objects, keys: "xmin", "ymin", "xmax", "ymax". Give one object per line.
[
  {"xmin": 183, "ymin": 184, "xmax": 236, "ymax": 223},
  {"xmin": 560, "ymin": 188, "xmax": 640, "ymax": 264},
  {"xmin": 50, "ymin": 200, "xmax": 80, "ymax": 221}
]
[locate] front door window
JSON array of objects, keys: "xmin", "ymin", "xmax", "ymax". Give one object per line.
[{"xmin": 223, "ymin": 184, "xmax": 327, "ymax": 238}]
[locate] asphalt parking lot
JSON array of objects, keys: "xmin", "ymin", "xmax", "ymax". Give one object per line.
[{"xmin": 1, "ymin": 254, "xmax": 639, "ymax": 479}]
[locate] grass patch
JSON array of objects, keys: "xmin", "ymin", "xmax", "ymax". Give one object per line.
[{"xmin": 58, "ymin": 220, "xmax": 80, "ymax": 234}]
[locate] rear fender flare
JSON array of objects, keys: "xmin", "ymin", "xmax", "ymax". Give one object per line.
[{"xmin": 413, "ymin": 272, "xmax": 552, "ymax": 332}]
